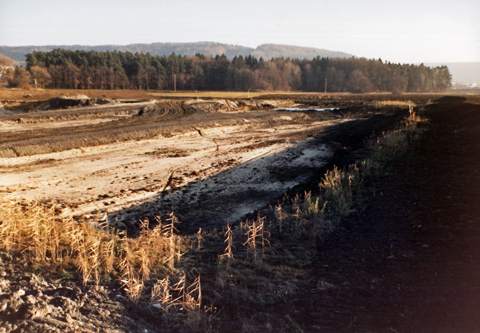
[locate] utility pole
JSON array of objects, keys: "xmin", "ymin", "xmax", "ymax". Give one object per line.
[
  {"xmin": 324, "ymin": 78, "xmax": 327, "ymax": 93},
  {"xmin": 173, "ymin": 74, "xmax": 177, "ymax": 92}
]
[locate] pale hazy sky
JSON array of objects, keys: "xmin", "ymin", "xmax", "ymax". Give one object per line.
[{"xmin": 0, "ymin": 0, "xmax": 479, "ymax": 63}]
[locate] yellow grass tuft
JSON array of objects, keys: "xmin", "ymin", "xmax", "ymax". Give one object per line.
[
  {"xmin": 0, "ymin": 198, "xmax": 186, "ymax": 299},
  {"xmin": 374, "ymin": 100, "xmax": 417, "ymax": 107}
]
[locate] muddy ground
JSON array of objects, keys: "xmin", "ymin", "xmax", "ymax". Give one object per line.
[
  {"xmin": 1, "ymin": 91, "xmax": 479, "ymax": 332},
  {"xmin": 0, "ymin": 94, "xmax": 405, "ymax": 233}
]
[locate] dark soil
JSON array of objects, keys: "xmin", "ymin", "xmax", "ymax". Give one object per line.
[{"xmin": 284, "ymin": 95, "xmax": 480, "ymax": 332}]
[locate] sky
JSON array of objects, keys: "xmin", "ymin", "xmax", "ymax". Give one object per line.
[{"xmin": 0, "ymin": 0, "xmax": 479, "ymax": 64}]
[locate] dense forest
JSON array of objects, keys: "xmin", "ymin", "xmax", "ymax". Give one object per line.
[{"xmin": 3, "ymin": 49, "xmax": 451, "ymax": 93}]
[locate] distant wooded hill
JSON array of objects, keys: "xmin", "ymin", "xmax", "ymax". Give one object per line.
[
  {"xmin": 7, "ymin": 49, "xmax": 450, "ymax": 93},
  {"xmin": 0, "ymin": 42, "xmax": 353, "ymax": 64}
]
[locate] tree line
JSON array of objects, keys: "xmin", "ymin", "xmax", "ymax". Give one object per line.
[{"xmin": 2, "ymin": 49, "xmax": 451, "ymax": 93}]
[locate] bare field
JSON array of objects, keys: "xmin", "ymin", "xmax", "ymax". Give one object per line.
[{"xmin": 0, "ymin": 91, "xmax": 406, "ymax": 231}]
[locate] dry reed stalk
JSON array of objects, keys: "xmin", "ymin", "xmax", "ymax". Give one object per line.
[
  {"xmin": 120, "ymin": 239, "xmax": 144, "ymax": 300},
  {"xmin": 122, "ymin": 274, "xmax": 144, "ymax": 301},
  {"xmin": 102, "ymin": 237, "xmax": 116, "ymax": 275},
  {"xmin": 164, "ymin": 213, "xmax": 182, "ymax": 270},
  {"xmin": 151, "ymin": 272, "xmax": 205, "ymax": 330},
  {"xmin": 224, "ymin": 224, "xmax": 234, "ymax": 261},
  {"xmin": 219, "ymin": 223, "xmax": 235, "ymax": 269},
  {"xmin": 243, "ymin": 220, "xmax": 257, "ymax": 261},
  {"xmin": 90, "ymin": 237, "xmax": 102, "ymax": 284},
  {"xmin": 151, "ymin": 277, "xmax": 172, "ymax": 308},
  {"xmin": 244, "ymin": 215, "xmax": 270, "ymax": 263},
  {"xmin": 196, "ymin": 228, "xmax": 204, "ymax": 249},
  {"xmin": 175, "ymin": 273, "xmax": 204, "ymax": 330},
  {"xmin": 185, "ymin": 275, "xmax": 202, "ymax": 312},
  {"xmin": 139, "ymin": 244, "xmax": 151, "ymax": 281},
  {"xmin": 137, "ymin": 218, "xmax": 152, "ymax": 280}
]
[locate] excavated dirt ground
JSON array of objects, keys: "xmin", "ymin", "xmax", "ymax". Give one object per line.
[
  {"xmin": 0, "ymin": 96, "xmax": 397, "ymax": 233},
  {"xmin": 2, "ymin": 91, "xmax": 479, "ymax": 332}
]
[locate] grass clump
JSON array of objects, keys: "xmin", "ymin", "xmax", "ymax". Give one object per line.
[
  {"xmin": 0, "ymin": 198, "xmax": 185, "ymax": 286},
  {"xmin": 0, "ymin": 198, "xmax": 211, "ymax": 330},
  {"xmin": 268, "ymin": 115, "xmax": 427, "ymax": 241}
]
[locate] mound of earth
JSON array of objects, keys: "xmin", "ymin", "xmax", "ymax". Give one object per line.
[
  {"xmin": 182, "ymin": 99, "xmax": 295, "ymax": 113},
  {"xmin": 38, "ymin": 95, "xmax": 119, "ymax": 110}
]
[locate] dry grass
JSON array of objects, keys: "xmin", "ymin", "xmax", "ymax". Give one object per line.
[
  {"xmin": 0, "ymin": 197, "xmax": 213, "ymax": 329},
  {"xmin": 208, "ymin": 115, "xmax": 426, "ymax": 318},
  {"xmin": 0, "ymin": 88, "xmax": 354, "ymax": 102},
  {"xmin": 374, "ymin": 100, "xmax": 417, "ymax": 107},
  {"xmin": 319, "ymin": 165, "xmax": 358, "ymax": 220},
  {"xmin": 149, "ymin": 90, "xmax": 287, "ymax": 99},
  {"xmin": 0, "ymin": 87, "xmax": 295, "ymax": 101},
  {"xmin": 370, "ymin": 116, "xmax": 425, "ymax": 162},
  {"xmin": 0, "ymin": 87, "xmax": 152, "ymax": 101},
  {"xmin": 148, "ymin": 90, "xmax": 339, "ymax": 99},
  {"xmin": 218, "ymin": 224, "xmax": 234, "ymax": 268},
  {"xmin": 242, "ymin": 216, "xmax": 270, "ymax": 263},
  {"xmin": 0, "ymin": 116, "xmax": 425, "ymax": 260},
  {"xmin": 267, "ymin": 115, "xmax": 427, "ymax": 241},
  {"xmin": 0, "ymin": 198, "xmax": 185, "ymax": 289}
]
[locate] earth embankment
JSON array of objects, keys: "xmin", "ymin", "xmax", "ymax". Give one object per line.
[{"xmin": 286, "ymin": 95, "xmax": 480, "ymax": 332}]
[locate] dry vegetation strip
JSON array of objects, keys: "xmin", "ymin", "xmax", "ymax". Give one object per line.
[
  {"xmin": 148, "ymin": 91, "xmax": 326, "ymax": 99},
  {"xmin": 0, "ymin": 114, "xmax": 426, "ymax": 330},
  {"xmin": 0, "ymin": 88, "xmax": 153, "ymax": 101}
]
